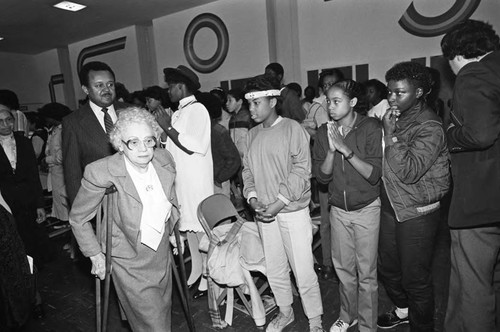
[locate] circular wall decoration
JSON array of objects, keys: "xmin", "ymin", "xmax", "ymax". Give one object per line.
[
  {"xmin": 399, "ymin": 0, "xmax": 481, "ymax": 37},
  {"xmin": 184, "ymin": 13, "xmax": 229, "ymax": 73}
]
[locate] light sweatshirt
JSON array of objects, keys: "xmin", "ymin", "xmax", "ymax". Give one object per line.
[{"xmin": 242, "ymin": 117, "xmax": 311, "ymax": 213}]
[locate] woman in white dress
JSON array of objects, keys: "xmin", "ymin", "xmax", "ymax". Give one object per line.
[{"xmin": 155, "ymin": 65, "xmax": 214, "ymax": 298}]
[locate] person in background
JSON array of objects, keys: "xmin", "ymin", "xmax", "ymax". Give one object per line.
[
  {"xmin": 25, "ymin": 112, "xmax": 47, "ymax": 161},
  {"xmin": 243, "ymin": 74, "xmax": 323, "ymax": 332},
  {"xmin": 0, "ymin": 105, "xmax": 48, "ymax": 264},
  {"xmin": 0, "ymin": 189, "xmax": 36, "ymax": 331},
  {"xmin": 115, "ymin": 82, "xmax": 130, "ymax": 103},
  {"xmin": 144, "ymin": 85, "xmax": 173, "ymax": 117},
  {"xmin": 129, "ymin": 90, "xmax": 147, "ymax": 109},
  {"xmin": 156, "ymin": 65, "xmax": 213, "ymax": 299},
  {"xmin": 0, "ymin": 89, "xmax": 29, "ymax": 137},
  {"xmin": 226, "ymin": 88, "xmax": 252, "ymax": 159},
  {"xmin": 25, "ymin": 112, "xmax": 49, "ymax": 191},
  {"xmin": 308, "ymin": 69, "xmax": 345, "ymax": 281},
  {"xmin": 265, "ymin": 62, "xmax": 305, "ymax": 123},
  {"xmin": 313, "ymin": 79, "xmax": 382, "ymax": 332},
  {"xmin": 302, "ymin": 86, "xmax": 316, "ymax": 116},
  {"xmin": 0, "ymin": 105, "xmax": 50, "ymax": 318},
  {"xmin": 62, "ymin": 61, "xmax": 128, "ymax": 207},
  {"xmin": 39, "ymin": 103, "xmax": 71, "ymax": 223},
  {"xmin": 286, "ymin": 82, "xmax": 302, "ymax": 99},
  {"xmin": 365, "ymin": 79, "xmax": 389, "ymax": 119},
  {"xmin": 226, "ymin": 88, "xmax": 252, "ymax": 210},
  {"xmin": 440, "ymin": 19, "xmax": 500, "ymax": 332},
  {"xmin": 70, "ymin": 107, "xmax": 179, "ymax": 332},
  {"xmin": 198, "ymin": 92, "xmax": 240, "ymax": 197},
  {"xmin": 377, "ymin": 61, "xmax": 450, "ymax": 331},
  {"xmin": 209, "ymin": 87, "xmax": 231, "ymax": 130}
]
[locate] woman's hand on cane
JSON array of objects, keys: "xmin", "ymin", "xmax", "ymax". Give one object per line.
[{"xmin": 90, "ymin": 252, "xmax": 106, "ymax": 280}]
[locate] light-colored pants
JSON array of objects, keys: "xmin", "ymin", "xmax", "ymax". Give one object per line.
[
  {"xmin": 331, "ymin": 198, "xmax": 380, "ymax": 332},
  {"xmin": 258, "ymin": 207, "xmax": 323, "ymax": 318}
]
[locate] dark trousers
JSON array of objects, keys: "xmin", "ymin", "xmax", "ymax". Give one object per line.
[
  {"xmin": 318, "ymin": 182, "xmax": 331, "ymax": 267},
  {"xmin": 378, "ymin": 191, "xmax": 439, "ymax": 332},
  {"xmin": 444, "ymin": 224, "xmax": 500, "ymax": 332}
]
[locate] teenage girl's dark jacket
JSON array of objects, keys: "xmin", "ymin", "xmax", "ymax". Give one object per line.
[
  {"xmin": 313, "ymin": 115, "xmax": 383, "ymax": 211},
  {"xmin": 447, "ymin": 51, "xmax": 500, "ymax": 228},
  {"xmin": 383, "ymin": 103, "xmax": 450, "ymax": 222}
]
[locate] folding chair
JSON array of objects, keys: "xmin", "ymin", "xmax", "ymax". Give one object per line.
[{"xmin": 197, "ymin": 194, "xmax": 276, "ymax": 329}]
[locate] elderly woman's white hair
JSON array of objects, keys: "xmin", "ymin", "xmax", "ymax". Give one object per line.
[{"xmin": 109, "ymin": 107, "xmax": 163, "ymax": 150}]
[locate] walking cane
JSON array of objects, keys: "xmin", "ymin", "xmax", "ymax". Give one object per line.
[
  {"xmin": 96, "ymin": 205, "xmax": 102, "ymax": 332},
  {"xmin": 102, "ymin": 186, "xmax": 116, "ymax": 332},
  {"xmin": 172, "ymin": 223, "xmax": 196, "ymax": 331},
  {"xmin": 95, "ymin": 186, "xmax": 117, "ymax": 332}
]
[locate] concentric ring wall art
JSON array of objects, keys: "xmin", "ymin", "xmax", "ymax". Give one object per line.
[
  {"xmin": 183, "ymin": 13, "xmax": 229, "ymax": 73},
  {"xmin": 399, "ymin": 0, "xmax": 481, "ymax": 37}
]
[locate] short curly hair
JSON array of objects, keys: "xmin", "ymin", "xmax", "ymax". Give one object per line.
[
  {"xmin": 109, "ymin": 107, "xmax": 163, "ymax": 151},
  {"xmin": 441, "ymin": 19, "xmax": 499, "ymax": 60},
  {"xmin": 245, "ymin": 74, "xmax": 281, "ymax": 92},
  {"xmin": 385, "ymin": 61, "xmax": 433, "ymax": 96}
]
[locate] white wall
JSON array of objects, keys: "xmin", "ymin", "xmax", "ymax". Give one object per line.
[
  {"xmin": 154, "ymin": 0, "xmax": 269, "ymax": 90},
  {"xmin": 0, "ymin": 50, "xmax": 61, "ymax": 111},
  {"xmin": 297, "ymin": 0, "xmax": 500, "ymax": 83},
  {"xmin": 2, "ymin": 0, "xmax": 500, "ymax": 107},
  {"xmin": 68, "ymin": 25, "xmax": 141, "ymax": 101},
  {"xmin": 33, "ymin": 49, "xmax": 64, "ymax": 108}
]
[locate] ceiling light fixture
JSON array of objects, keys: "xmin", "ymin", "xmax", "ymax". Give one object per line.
[
  {"xmin": 0, "ymin": 37, "xmax": 4, "ymax": 41},
  {"xmin": 53, "ymin": 1, "xmax": 86, "ymax": 12}
]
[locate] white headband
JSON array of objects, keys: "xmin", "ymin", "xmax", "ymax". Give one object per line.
[{"xmin": 245, "ymin": 89, "xmax": 282, "ymax": 100}]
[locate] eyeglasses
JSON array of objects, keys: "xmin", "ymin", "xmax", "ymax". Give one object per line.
[
  {"xmin": 122, "ymin": 136, "xmax": 157, "ymax": 150},
  {"xmin": 0, "ymin": 117, "xmax": 14, "ymax": 126}
]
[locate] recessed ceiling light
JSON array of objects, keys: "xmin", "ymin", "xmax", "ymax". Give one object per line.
[
  {"xmin": 0, "ymin": 37, "xmax": 3, "ymax": 41},
  {"xmin": 53, "ymin": 1, "xmax": 86, "ymax": 12}
]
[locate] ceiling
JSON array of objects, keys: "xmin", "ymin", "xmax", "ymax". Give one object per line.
[{"xmin": 0, "ymin": 0, "xmax": 217, "ymax": 55}]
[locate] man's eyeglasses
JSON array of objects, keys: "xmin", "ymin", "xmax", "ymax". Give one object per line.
[{"xmin": 122, "ymin": 136, "xmax": 157, "ymax": 150}]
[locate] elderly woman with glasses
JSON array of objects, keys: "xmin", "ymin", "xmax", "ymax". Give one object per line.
[{"xmin": 69, "ymin": 107, "xmax": 179, "ymax": 332}]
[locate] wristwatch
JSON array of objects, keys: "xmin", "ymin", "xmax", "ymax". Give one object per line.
[{"xmin": 345, "ymin": 151, "xmax": 355, "ymax": 160}]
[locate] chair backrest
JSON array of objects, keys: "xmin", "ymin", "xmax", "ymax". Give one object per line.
[{"xmin": 197, "ymin": 194, "xmax": 239, "ymax": 234}]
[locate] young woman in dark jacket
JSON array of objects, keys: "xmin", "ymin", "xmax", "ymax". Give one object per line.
[
  {"xmin": 377, "ymin": 62, "xmax": 450, "ymax": 332},
  {"xmin": 313, "ymin": 79, "xmax": 382, "ymax": 332}
]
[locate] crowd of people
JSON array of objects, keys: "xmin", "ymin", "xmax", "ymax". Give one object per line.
[{"xmin": 0, "ymin": 19, "xmax": 499, "ymax": 332}]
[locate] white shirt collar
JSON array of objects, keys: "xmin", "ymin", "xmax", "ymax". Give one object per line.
[
  {"xmin": 88, "ymin": 100, "xmax": 118, "ymax": 130},
  {"xmin": 271, "ymin": 116, "xmax": 283, "ymax": 127},
  {"xmin": 178, "ymin": 95, "xmax": 197, "ymax": 109}
]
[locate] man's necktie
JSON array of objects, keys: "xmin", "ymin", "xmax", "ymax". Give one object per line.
[{"xmin": 101, "ymin": 107, "xmax": 114, "ymax": 134}]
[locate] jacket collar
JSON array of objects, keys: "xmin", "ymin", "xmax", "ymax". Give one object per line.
[{"xmin": 396, "ymin": 102, "xmax": 425, "ymax": 130}]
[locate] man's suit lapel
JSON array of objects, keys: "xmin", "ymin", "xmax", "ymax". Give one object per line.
[{"xmin": 80, "ymin": 103, "xmax": 108, "ymax": 143}]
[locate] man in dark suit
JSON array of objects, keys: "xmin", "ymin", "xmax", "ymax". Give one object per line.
[
  {"xmin": 441, "ymin": 20, "xmax": 500, "ymax": 332},
  {"xmin": 62, "ymin": 61, "xmax": 128, "ymax": 207}
]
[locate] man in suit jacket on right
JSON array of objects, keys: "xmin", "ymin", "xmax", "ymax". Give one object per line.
[
  {"xmin": 441, "ymin": 19, "xmax": 500, "ymax": 332},
  {"xmin": 62, "ymin": 61, "xmax": 128, "ymax": 207}
]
